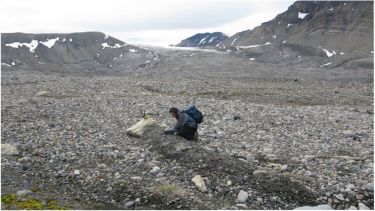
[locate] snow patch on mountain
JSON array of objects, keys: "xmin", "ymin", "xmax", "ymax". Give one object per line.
[
  {"xmin": 231, "ymin": 37, "xmax": 239, "ymax": 46},
  {"xmin": 298, "ymin": 12, "xmax": 309, "ymax": 19},
  {"xmin": 5, "ymin": 40, "xmax": 39, "ymax": 52},
  {"xmin": 237, "ymin": 42, "xmax": 271, "ymax": 49},
  {"xmin": 2, "ymin": 63, "xmax": 11, "ymax": 67},
  {"xmin": 40, "ymin": 37, "xmax": 60, "ymax": 48},
  {"xmin": 198, "ymin": 35, "xmax": 210, "ymax": 45},
  {"xmin": 102, "ymin": 43, "xmax": 127, "ymax": 49},
  {"xmin": 320, "ymin": 62, "xmax": 332, "ymax": 67},
  {"xmin": 208, "ymin": 36, "xmax": 217, "ymax": 43},
  {"xmin": 322, "ymin": 49, "xmax": 335, "ymax": 57}
]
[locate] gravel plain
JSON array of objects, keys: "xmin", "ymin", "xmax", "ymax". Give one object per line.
[{"xmin": 1, "ymin": 47, "xmax": 374, "ymax": 209}]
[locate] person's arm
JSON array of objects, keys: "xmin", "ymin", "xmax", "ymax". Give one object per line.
[
  {"xmin": 173, "ymin": 113, "xmax": 186, "ymax": 134},
  {"xmin": 164, "ymin": 113, "xmax": 185, "ymax": 135}
]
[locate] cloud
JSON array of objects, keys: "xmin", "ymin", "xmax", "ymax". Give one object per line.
[
  {"xmin": 114, "ymin": 3, "xmax": 259, "ymax": 30},
  {"xmin": 1, "ymin": 0, "xmax": 294, "ymax": 45}
]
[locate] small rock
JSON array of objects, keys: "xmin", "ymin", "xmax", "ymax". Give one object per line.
[
  {"xmin": 236, "ymin": 203, "xmax": 247, "ymax": 208},
  {"xmin": 290, "ymin": 157, "xmax": 299, "ymax": 163},
  {"xmin": 135, "ymin": 198, "xmax": 141, "ymax": 203},
  {"xmin": 191, "ymin": 175, "xmax": 207, "ymax": 192},
  {"xmin": 16, "ymin": 190, "xmax": 33, "ymax": 197},
  {"xmin": 73, "ymin": 170, "xmax": 80, "ymax": 175},
  {"xmin": 346, "ymin": 184, "xmax": 355, "ymax": 190},
  {"xmin": 356, "ymin": 194, "xmax": 364, "ymax": 200},
  {"xmin": 213, "ymin": 120, "xmax": 221, "ymax": 125},
  {"xmin": 156, "ymin": 172, "xmax": 164, "ymax": 178},
  {"xmin": 233, "ymin": 116, "xmax": 241, "ymax": 121},
  {"xmin": 150, "ymin": 166, "xmax": 160, "ymax": 174},
  {"xmin": 256, "ymin": 197, "xmax": 263, "ymax": 203},
  {"xmin": 348, "ymin": 205, "xmax": 357, "ymax": 210},
  {"xmin": 103, "ymin": 144, "xmax": 117, "ymax": 149},
  {"xmin": 294, "ymin": 204, "xmax": 333, "ymax": 210},
  {"xmin": 114, "ymin": 172, "xmax": 121, "ymax": 178},
  {"xmin": 18, "ymin": 157, "xmax": 32, "ymax": 163},
  {"xmin": 227, "ymin": 180, "xmax": 232, "ymax": 186},
  {"xmin": 37, "ymin": 91, "xmax": 49, "ymax": 96},
  {"xmin": 123, "ymin": 201, "xmax": 135, "ymax": 209},
  {"xmin": 364, "ymin": 182, "xmax": 374, "ymax": 192},
  {"xmin": 237, "ymin": 190, "xmax": 248, "ymax": 203},
  {"xmin": 217, "ymin": 131, "xmax": 225, "ymax": 137},
  {"xmin": 343, "ymin": 130, "xmax": 354, "ymax": 137},
  {"xmin": 155, "ymin": 177, "xmax": 167, "ymax": 183},
  {"xmin": 358, "ymin": 203, "xmax": 369, "ymax": 210},
  {"xmin": 265, "ymin": 153, "xmax": 278, "ymax": 161},
  {"xmin": 1, "ymin": 144, "xmax": 19, "ymax": 156},
  {"xmin": 131, "ymin": 176, "xmax": 142, "ymax": 181},
  {"xmin": 281, "ymin": 164, "xmax": 293, "ymax": 172},
  {"xmin": 215, "ymin": 186, "xmax": 223, "ymax": 194},
  {"xmin": 222, "ymin": 115, "xmax": 231, "ymax": 120},
  {"xmin": 253, "ymin": 169, "xmax": 268, "ymax": 176},
  {"xmin": 21, "ymin": 164, "xmax": 31, "ymax": 171},
  {"xmin": 335, "ymin": 194, "xmax": 345, "ymax": 201}
]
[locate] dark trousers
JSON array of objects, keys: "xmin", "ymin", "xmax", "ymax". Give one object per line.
[{"xmin": 177, "ymin": 126, "xmax": 197, "ymax": 140}]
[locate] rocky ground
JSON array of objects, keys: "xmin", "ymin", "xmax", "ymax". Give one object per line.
[{"xmin": 1, "ymin": 47, "xmax": 374, "ymax": 210}]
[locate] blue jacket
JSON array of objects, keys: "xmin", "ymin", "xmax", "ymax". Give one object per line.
[{"xmin": 173, "ymin": 110, "xmax": 197, "ymax": 134}]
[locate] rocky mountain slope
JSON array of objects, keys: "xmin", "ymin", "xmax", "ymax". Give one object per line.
[
  {"xmin": 173, "ymin": 1, "xmax": 373, "ymax": 69},
  {"xmin": 174, "ymin": 32, "xmax": 228, "ymax": 48},
  {"xmin": 1, "ymin": 32, "xmax": 157, "ymax": 74},
  {"xmin": 220, "ymin": 1, "xmax": 374, "ymax": 69}
]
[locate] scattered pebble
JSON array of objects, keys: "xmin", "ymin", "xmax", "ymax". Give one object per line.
[{"xmin": 237, "ymin": 190, "xmax": 248, "ymax": 203}]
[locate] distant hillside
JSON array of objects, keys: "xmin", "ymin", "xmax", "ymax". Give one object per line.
[
  {"xmin": 219, "ymin": 1, "xmax": 374, "ymax": 68},
  {"xmin": 175, "ymin": 32, "xmax": 228, "ymax": 48},
  {"xmin": 1, "ymin": 32, "xmax": 157, "ymax": 74}
]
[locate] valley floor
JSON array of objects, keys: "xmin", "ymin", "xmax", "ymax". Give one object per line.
[{"xmin": 1, "ymin": 48, "xmax": 374, "ymax": 209}]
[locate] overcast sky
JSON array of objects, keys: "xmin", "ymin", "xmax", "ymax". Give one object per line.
[{"xmin": 1, "ymin": 0, "xmax": 294, "ymax": 46}]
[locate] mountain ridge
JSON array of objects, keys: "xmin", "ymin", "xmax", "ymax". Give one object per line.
[
  {"xmin": 175, "ymin": 1, "xmax": 373, "ymax": 69},
  {"xmin": 174, "ymin": 32, "xmax": 228, "ymax": 48},
  {"xmin": 1, "ymin": 32, "xmax": 157, "ymax": 74}
]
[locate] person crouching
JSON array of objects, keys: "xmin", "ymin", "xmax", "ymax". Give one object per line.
[{"xmin": 164, "ymin": 107, "xmax": 198, "ymax": 141}]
